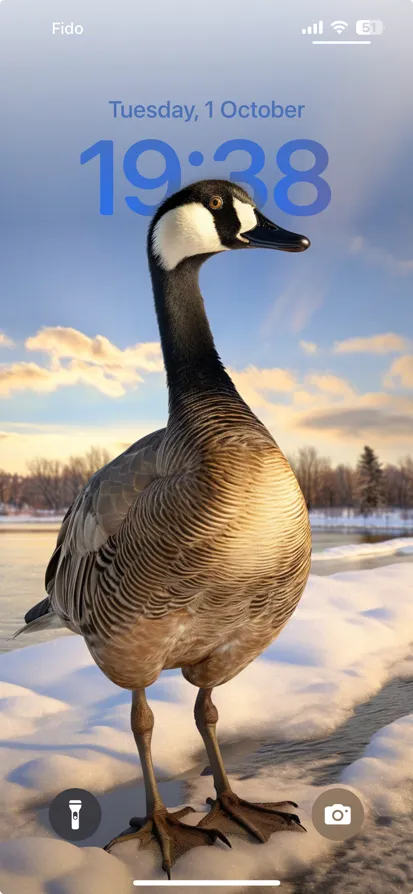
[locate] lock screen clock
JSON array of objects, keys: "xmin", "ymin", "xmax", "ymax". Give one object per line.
[{"xmin": 80, "ymin": 138, "xmax": 331, "ymax": 217}]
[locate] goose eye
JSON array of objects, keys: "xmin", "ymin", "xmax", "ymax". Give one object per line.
[{"xmin": 209, "ymin": 196, "xmax": 223, "ymax": 211}]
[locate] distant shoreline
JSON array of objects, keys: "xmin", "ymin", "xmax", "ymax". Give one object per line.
[{"xmin": 1, "ymin": 514, "xmax": 413, "ymax": 535}]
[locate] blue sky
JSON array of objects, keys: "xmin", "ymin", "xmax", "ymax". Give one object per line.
[{"xmin": 1, "ymin": 0, "xmax": 412, "ymax": 472}]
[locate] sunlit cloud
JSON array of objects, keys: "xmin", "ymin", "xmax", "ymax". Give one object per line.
[
  {"xmin": 299, "ymin": 340, "xmax": 318, "ymax": 355},
  {"xmin": 333, "ymin": 333, "xmax": 410, "ymax": 355},
  {"xmin": 229, "ymin": 365, "xmax": 297, "ymax": 412},
  {"xmin": 2, "ymin": 331, "xmax": 413, "ymax": 470},
  {"xmin": 297, "ymin": 407, "xmax": 413, "ymax": 439},
  {"xmin": 26, "ymin": 326, "xmax": 163, "ymax": 372},
  {"xmin": 384, "ymin": 354, "xmax": 413, "ymax": 390},
  {"xmin": 305, "ymin": 372, "xmax": 355, "ymax": 398},
  {"xmin": 0, "ymin": 331, "xmax": 14, "ymax": 348},
  {"xmin": 0, "ymin": 359, "xmax": 140, "ymax": 398},
  {"xmin": 0, "ymin": 326, "xmax": 164, "ymax": 398}
]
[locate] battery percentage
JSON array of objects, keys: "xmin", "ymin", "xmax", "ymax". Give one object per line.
[{"xmin": 356, "ymin": 20, "xmax": 384, "ymax": 35}]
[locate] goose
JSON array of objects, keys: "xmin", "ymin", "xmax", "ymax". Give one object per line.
[{"xmin": 16, "ymin": 179, "xmax": 312, "ymax": 877}]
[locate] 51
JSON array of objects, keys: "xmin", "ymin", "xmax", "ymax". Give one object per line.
[{"xmin": 80, "ymin": 138, "xmax": 331, "ymax": 217}]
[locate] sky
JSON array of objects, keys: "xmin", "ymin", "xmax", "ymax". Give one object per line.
[{"xmin": 1, "ymin": 0, "xmax": 412, "ymax": 473}]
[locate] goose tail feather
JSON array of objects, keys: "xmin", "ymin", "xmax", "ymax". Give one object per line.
[
  {"xmin": 12, "ymin": 612, "xmax": 64, "ymax": 639},
  {"xmin": 12, "ymin": 596, "xmax": 65, "ymax": 639}
]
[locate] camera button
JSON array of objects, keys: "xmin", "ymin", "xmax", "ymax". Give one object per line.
[{"xmin": 312, "ymin": 786, "xmax": 364, "ymax": 841}]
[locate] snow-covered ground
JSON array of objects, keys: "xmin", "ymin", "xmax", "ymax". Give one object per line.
[
  {"xmin": 0, "ymin": 563, "xmax": 412, "ymax": 891},
  {"xmin": 312, "ymin": 536, "xmax": 413, "ymax": 562},
  {"xmin": 310, "ymin": 509, "xmax": 413, "ymax": 532}
]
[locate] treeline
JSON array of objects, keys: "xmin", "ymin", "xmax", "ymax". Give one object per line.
[
  {"xmin": 0, "ymin": 444, "xmax": 412, "ymax": 515},
  {"xmin": 289, "ymin": 445, "xmax": 413, "ymax": 514},
  {"xmin": 0, "ymin": 447, "xmax": 110, "ymax": 512}
]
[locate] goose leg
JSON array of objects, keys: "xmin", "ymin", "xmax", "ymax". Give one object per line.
[
  {"xmin": 194, "ymin": 688, "xmax": 306, "ymax": 842},
  {"xmin": 104, "ymin": 688, "xmax": 230, "ymax": 877}
]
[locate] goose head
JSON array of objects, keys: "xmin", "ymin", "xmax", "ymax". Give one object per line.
[{"xmin": 148, "ymin": 179, "xmax": 310, "ymax": 272}]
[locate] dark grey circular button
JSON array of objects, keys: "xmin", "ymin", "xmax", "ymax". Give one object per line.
[
  {"xmin": 49, "ymin": 788, "xmax": 102, "ymax": 841},
  {"xmin": 312, "ymin": 786, "xmax": 364, "ymax": 841}
]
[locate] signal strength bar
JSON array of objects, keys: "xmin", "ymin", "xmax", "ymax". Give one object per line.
[{"xmin": 302, "ymin": 20, "xmax": 323, "ymax": 35}]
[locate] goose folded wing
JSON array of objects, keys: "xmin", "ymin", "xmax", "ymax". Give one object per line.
[{"xmin": 44, "ymin": 428, "xmax": 165, "ymax": 625}]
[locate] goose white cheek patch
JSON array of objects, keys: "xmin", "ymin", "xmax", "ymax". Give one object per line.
[
  {"xmin": 233, "ymin": 198, "xmax": 257, "ymax": 241},
  {"xmin": 152, "ymin": 203, "xmax": 228, "ymax": 271}
]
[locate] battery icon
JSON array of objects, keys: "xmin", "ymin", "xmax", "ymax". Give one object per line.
[{"xmin": 356, "ymin": 20, "xmax": 384, "ymax": 35}]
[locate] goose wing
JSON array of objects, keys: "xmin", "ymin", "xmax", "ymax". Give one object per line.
[{"xmin": 21, "ymin": 428, "xmax": 165, "ymax": 634}]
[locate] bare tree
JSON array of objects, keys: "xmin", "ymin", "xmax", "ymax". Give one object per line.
[
  {"xmin": 83, "ymin": 446, "xmax": 111, "ymax": 480},
  {"xmin": 26, "ymin": 459, "xmax": 64, "ymax": 511},
  {"xmin": 334, "ymin": 464, "xmax": 356, "ymax": 508},
  {"xmin": 290, "ymin": 446, "xmax": 330, "ymax": 510},
  {"xmin": 0, "ymin": 444, "xmax": 409, "ymax": 514},
  {"xmin": 0, "ymin": 469, "xmax": 11, "ymax": 505},
  {"xmin": 62, "ymin": 446, "xmax": 111, "ymax": 505}
]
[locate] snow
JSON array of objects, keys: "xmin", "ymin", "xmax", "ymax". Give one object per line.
[
  {"xmin": 341, "ymin": 713, "xmax": 413, "ymax": 818},
  {"xmin": 313, "ymin": 536, "xmax": 413, "ymax": 561},
  {"xmin": 0, "ymin": 838, "xmax": 132, "ymax": 894},
  {"xmin": 2, "ymin": 710, "xmax": 413, "ymax": 892},
  {"xmin": 310, "ymin": 508, "xmax": 413, "ymax": 532},
  {"xmin": 1, "ymin": 563, "xmax": 413, "ymax": 890}
]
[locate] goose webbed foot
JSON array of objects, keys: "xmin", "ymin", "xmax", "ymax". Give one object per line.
[
  {"xmin": 197, "ymin": 791, "xmax": 306, "ymax": 842},
  {"xmin": 104, "ymin": 806, "xmax": 231, "ymax": 878}
]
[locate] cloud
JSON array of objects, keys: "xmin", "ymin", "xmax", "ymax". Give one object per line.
[
  {"xmin": 0, "ymin": 362, "xmax": 56, "ymax": 396},
  {"xmin": 230, "ymin": 365, "xmax": 297, "ymax": 394},
  {"xmin": 229, "ymin": 365, "xmax": 297, "ymax": 413},
  {"xmin": 333, "ymin": 333, "xmax": 410, "ymax": 355},
  {"xmin": 305, "ymin": 372, "xmax": 355, "ymax": 398},
  {"xmin": 26, "ymin": 326, "xmax": 163, "ymax": 372},
  {"xmin": 297, "ymin": 407, "xmax": 413, "ymax": 439},
  {"xmin": 0, "ymin": 360, "xmax": 135, "ymax": 398},
  {"xmin": 0, "ymin": 326, "xmax": 164, "ymax": 398},
  {"xmin": 384, "ymin": 354, "xmax": 413, "ymax": 390},
  {"xmin": 264, "ymin": 273, "xmax": 326, "ymax": 335},
  {"xmin": 350, "ymin": 236, "xmax": 413, "ymax": 276},
  {"xmin": 0, "ymin": 332, "xmax": 14, "ymax": 348},
  {"xmin": 299, "ymin": 340, "xmax": 318, "ymax": 355}
]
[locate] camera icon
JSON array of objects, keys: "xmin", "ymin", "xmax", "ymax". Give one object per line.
[{"xmin": 324, "ymin": 804, "xmax": 352, "ymax": 825}]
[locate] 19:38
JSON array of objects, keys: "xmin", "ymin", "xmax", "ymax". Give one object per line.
[{"xmin": 80, "ymin": 138, "xmax": 331, "ymax": 217}]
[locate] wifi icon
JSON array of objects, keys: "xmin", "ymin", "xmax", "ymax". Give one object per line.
[{"xmin": 331, "ymin": 20, "xmax": 349, "ymax": 34}]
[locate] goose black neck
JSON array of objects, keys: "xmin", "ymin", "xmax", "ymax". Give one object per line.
[{"xmin": 149, "ymin": 255, "xmax": 238, "ymax": 407}]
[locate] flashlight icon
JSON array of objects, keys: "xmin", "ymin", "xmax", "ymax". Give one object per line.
[{"xmin": 68, "ymin": 799, "xmax": 82, "ymax": 830}]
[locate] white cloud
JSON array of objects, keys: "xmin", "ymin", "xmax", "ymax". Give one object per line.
[
  {"xmin": 0, "ymin": 327, "xmax": 164, "ymax": 398},
  {"xmin": 305, "ymin": 372, "xmax": 355, "ymax": 398},
  {"xmin": 299, "ymin": 340, "xmax": 318, "ymax": 356},
  {"xmin": 333, "ymin": 333, "xmax": 410, "ymax": 355},
  {"xmin": 228, "ymin": 365, "xmax": 297, "ymax": 414},
  {"xmin": 0, "ymin": 331, "xmax": 14, "ymax": 348},
  {"xmin": 349, "ymin": 236, "xmax": 413, "ymax": 275},
  {"xmin": 383, "ymin": 354, "xmax": 413, "ymax": 390},
  {"xmin": 26, "ymin": 326, "xmax": 163, "ymax": 372}
]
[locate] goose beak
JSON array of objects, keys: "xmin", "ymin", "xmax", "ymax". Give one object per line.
[{"xmin": 241, "ymin": 211, "xmax": 310, "ymax": 253}]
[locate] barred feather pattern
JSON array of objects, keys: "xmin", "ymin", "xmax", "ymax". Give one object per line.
[{"xmin": 47, "ymin": 390, "xmax": 311, "ymax": 690}]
